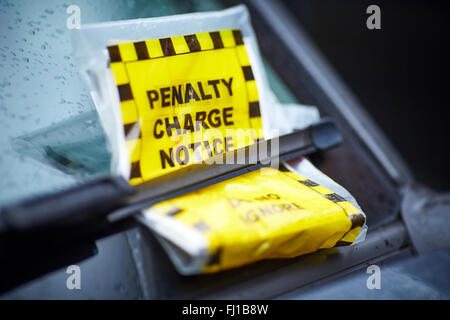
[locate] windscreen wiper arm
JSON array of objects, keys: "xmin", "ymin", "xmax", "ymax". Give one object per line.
[{"xmin": 0, "ymin": 119, "xmax": 342, "ymax": 234}]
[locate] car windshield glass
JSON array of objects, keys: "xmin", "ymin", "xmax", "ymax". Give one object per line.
[{"xmin": 0, "ymin": 0, "xmax": 299, "ymax": 206}]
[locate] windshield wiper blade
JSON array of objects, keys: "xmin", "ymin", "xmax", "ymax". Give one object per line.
[{"xmin": 0, "ymin": 119, "xmax": 342, "ymax": 234}]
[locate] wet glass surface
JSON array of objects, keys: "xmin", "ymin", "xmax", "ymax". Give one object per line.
[
  {"xmin": 0, "ymin": 0, "xmax": 236, "ymax": 205},
  {"xmin": 0, "ymin": 0, "xmax": 299, "ymax": 206}
]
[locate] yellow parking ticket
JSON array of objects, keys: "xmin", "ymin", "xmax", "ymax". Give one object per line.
[
  {"xmin": 102, "ymin": 18, "xmax": 365, "ymax": 275},
  {"xmin": 107, "ymin": 29, "xmax": 263, "ymax": 184},
  {"xmin": 75, "ymin": 7, "xmax": 366, "ymax": 274},
  {"xmin": 140, "ymin": 164, "xmax": 366, "ymax": 274}
]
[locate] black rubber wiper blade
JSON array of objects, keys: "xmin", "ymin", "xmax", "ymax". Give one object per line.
[{"xmin": 0, "ymin": 119, "xmax": 342, "ymax": 233}]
